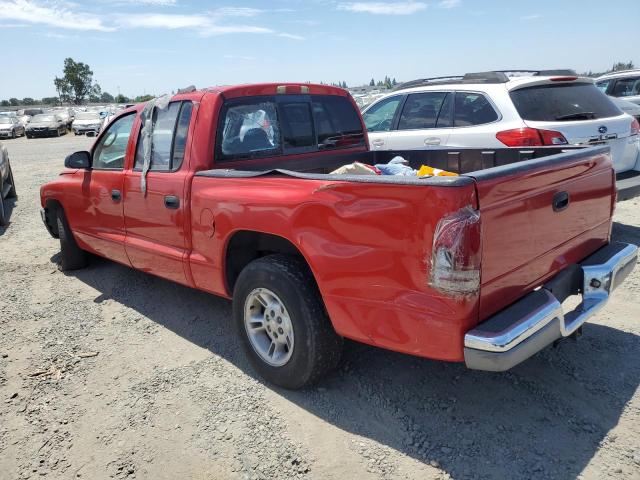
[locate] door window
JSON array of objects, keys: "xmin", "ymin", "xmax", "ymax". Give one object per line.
[
  {"xmin": 362, "ymin": 96, "xmax": 403, "ymax": 132},
  {"xmin": 172, "ymin": 102, "xmax": 193, "ymax": 170},
  {"xmin": 92, "ymin": 113, "xmax": 135, "ymax": 170},
  {"xmin": 397, "ymin": 92, "xmax": 449, "ymax": 130},
  {"xmin": 611, "ymin": 77, "xmax": 640, "ymax": 98},
  {"xmin": 135, "ymin": 101, "xmax": 194, "ymax": 171},
  {"xmin": 595, "ymin": 80, "xmax": 610, "ymax": 93},
  {"xmin": 454, "ymin": 92, "xmax": 499, "ymax": 126}
]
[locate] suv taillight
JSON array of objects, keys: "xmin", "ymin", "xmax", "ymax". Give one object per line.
[
  {"xmin": 429, "ymin": 206, "xmax": 481, "ymax": 296},
  {"xmin": 496, "ymin": 127, "xmax": 569, "ymax": 147},
  {"xmin": 631, "ymin": 118, "xmax": 640, "ymax": 136}
]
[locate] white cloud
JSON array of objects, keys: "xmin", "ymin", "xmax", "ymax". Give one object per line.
[
  {"xmin": 105, "ymin": 0, "xmax": 177, "ymax": 5},
  {"xmin": 438, "ymin": 0, "xmax": 460, "ymax": 8},
  {"xmin": 214, "ymin": 7, "xmax": 263, "ymax": 18},
  {"xmin": 337, "ymin": 1, "xmax": 427, "ymax": 15},
  {"xmin": 0, "ymin": 0, "xmax": 113, "ymax": 31},
  {"xmin": 277, "ymin": 32, "xmax": 305, "ymax": 40},
  {"xmin": 521, "ymin": 14, "xmax": 541, "ymax": 20},
  {"xmin": 0, "ymin": 1, "xmax": 304, "ymax": 39}
]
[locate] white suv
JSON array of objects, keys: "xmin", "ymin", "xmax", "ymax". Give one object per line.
[
  {"xmin": 596, "ymin": 69, "xmax": 640, "ymax": 106},
  {"xmin": 362, "ymin": 71, "xmax": 640, "ymax": 172}
]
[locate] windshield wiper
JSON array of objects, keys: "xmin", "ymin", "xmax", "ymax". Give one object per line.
[{"xmin": 555, "ymin": 112, "xmax": 596, "ymax": 121}]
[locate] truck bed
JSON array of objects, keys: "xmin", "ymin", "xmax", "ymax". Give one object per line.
[{"xmin": 193, "ymin": 145, "xmax": 615, "ymax": 360}]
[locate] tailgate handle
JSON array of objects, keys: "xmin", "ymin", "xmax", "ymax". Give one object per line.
[{"xmin": 553, "ymin": 191, "xmax": 570, "ymax": 212}]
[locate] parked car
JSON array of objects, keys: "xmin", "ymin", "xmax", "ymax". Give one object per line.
[
  {"xmin": 0, "ymin": 116, "xmax": 26, "ymax": 139},
  {"xmin": 53, "ymin": 109, "xmax": 74, "ymax": 129},
  {"xmin": 26, "ymin": 114, "xmax": 67, "ymax": 138},
  {"xmin": 17, "ymin": 115, "xmax": 31, "ymax": 128},
  {"xmin": 596, "ymin": 69, "xmax": 640, "ymax": 106},
  {"xmin": 23, "ymin": 108, "xmax": 43, "ymax": 117},
  {"xmin": 362, "ymin": 70, "xmax": 640, "ymax": 173},
  {"xmin": 72, "ymin": 112, "xmax": 103, "ymax": 135},
  {"xmin": 0, "ymin": 142, "xmax": 17, "ymax": 226},
  {"xmin": 40, "ymin": 83, "xmax": 637, "ymax": 389}
]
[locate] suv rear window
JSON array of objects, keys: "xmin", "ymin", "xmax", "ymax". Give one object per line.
[{"xmin": 510, "ymin": 83, "xmax": 622, "ymax": 121}]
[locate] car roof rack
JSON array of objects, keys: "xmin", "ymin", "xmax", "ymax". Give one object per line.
[
  {"xmin": 394, "ymin": 71, "xmax": 509, "ymax": 90},
  {"xmin": 494, "ymin": 69, "xmax": 578, "ymax": 77}
]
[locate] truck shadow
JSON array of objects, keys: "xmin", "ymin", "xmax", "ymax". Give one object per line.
[{"xmin": 62, "ymin": 250, "xmax": 640, "ymax": 480}]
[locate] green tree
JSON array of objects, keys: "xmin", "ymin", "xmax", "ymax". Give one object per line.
[
  {"xmin": 100, "ymin": 91, "xmax": 115, "ymax": 103},
  {"xmin": 89, "ymin": 83, "xmax": 102, "ymax": 103},
  {"xmin": 9, "ymin": 98, "xmax": 19, "ymax": 106},
  {"xmin": 134, "ymin": 94, "xmax": 155, "ymax": 102},
  {"xmin": 612, "ymin": 61, "xmax": 635, "ymax": 72},
  {"xmin": 115, "ymin": 94, "xmax": 130, "ymax": 104},
  {"xmin": 42, "ymin": 97, "xmax": 58, "ymax": 105},
  {"xmin": 369, "ymin": 78, "xmax": 375, "ymax": 86},
  {"xmin": 1, "ymin": 100, "xmax": 10, "ymax": 107},
  {"xmin": 22, "ymin": 97, "xmax": 35, "ymax": 105},
  {"xmin": 54, "ymin": 57, "xmax": 101, "ymax": 105}
]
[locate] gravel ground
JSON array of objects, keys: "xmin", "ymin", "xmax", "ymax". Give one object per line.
[{"xmin": 0, "ymin": 134, "xmax": 639, "ymax": 480}]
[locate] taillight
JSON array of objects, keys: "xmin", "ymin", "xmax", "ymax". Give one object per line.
[
  {"xmin": 496, "ymin": 128, "xmax": 568, "ymax": 147},
  {"xmin": 429, "ymin": 206, "xmax": 481, "ymax": 297},
  {"xmin": 631, "ymin": 118, "xmax": 640, "ymax": 136}
]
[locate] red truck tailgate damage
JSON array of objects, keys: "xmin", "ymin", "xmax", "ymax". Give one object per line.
[{"xmin": 469, "ymin": 147, "xmax": 614, "ymax": 321}]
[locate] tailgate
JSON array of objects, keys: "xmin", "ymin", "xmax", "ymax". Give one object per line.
[{"xmin": 467, "ymin": 146, "xmax": 615, "ymax": 320}]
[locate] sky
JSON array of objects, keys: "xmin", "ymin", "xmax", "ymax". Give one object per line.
[{"xmin": 0, "ymin": 0, "xmax": 639, "ymax": 99}]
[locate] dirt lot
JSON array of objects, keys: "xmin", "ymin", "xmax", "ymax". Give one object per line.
[{"xmin": 0, "ymin": 134, "xmax": 639, "ymax": 480}]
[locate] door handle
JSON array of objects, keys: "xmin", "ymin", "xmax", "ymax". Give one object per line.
[
  {"xmin": 111, "ymin": 189, "xmax": 121, "ymax": 202},
  {"xmin": 371, "ymin": 139, "xmax": 385, "ymax": 147},
  {"xmin": 164, "ymin": 195, "xmax": 180, "ymax": 209},
  {"xmin": 424, "ymin": 137, "xmax": 441, "ymax": 146},
  {"xmin": 553, "ymin": 191, "xmax": 570, "ymax": 212}
]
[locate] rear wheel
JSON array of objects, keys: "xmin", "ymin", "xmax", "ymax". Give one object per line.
[
  {"xmin": 56, "ymin": 208, "xmax": 88, "ymax": 271},
  {"xmin": 233, "ymin": 254, "xmax": 342, "ymax": 389}
]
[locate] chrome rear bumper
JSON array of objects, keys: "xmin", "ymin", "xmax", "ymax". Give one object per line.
[{"xmin": 464, "ymin": 242, "xmax": 638, "ymax": 371}]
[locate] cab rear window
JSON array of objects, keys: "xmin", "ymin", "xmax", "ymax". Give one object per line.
[
  {"xmin": 510, "ymin": 83, "xmax": 622, "ymax": 121},
  {"xmin": 218, "ymin": 95, "xmax": 365, "ymax": 162}
]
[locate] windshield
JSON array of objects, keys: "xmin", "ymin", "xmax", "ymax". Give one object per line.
[
  {"xmin": 32, "ymin": 115, "xmax": 56, "ymax": 122},
  {"xmin": 510, "ymin": 82, "xmax": 622, "ymax": 121},
  {"xmin": 76, "ymin": 112, "xmax": 101, "ymax": 120},
  {"xmin": 0, "ymin": 117, "xmax": 12, "ymax": 124}
]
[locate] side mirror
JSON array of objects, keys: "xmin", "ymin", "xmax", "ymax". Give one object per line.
[{"xmin": 64, "ymin": 151, "xmax": 91, "ymax": 169}]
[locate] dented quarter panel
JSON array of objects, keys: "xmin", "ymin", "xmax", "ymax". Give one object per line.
[{"xmin": 189, "ymin": 176, "xmax": 480, "ymax": 361}]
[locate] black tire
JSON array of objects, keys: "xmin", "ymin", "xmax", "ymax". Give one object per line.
[
  {"xmin": 11, "ymin": 129, "xmax": 15, "ymax": 139},
  {"xmin": 56, "ymin": 208, "xmax": 88, "ymax": 271},
  {"xmin": 55, "ymin": 128, "xmax": 60, "ymax": 137},
  {"xmin": 6, "ymin": 164, "xmax": 16, "ymax": 199},
  {"xmin": 26, "ymin": 134, "xmax": 31, "ymax": 139},
  {"xmin": 233, "ymin": 254, "xmax": 342, "ymax": 389},
  {"xmin": 0, "ymin": 180, "xmax": 6, "ymax": 227}
]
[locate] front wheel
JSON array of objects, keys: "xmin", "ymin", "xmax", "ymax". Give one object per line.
[
  {"xmin": 0, "ymin": 180, "xmax": 6, "ymax": 227},
  {"xmin": 56, "ymin": 208, "xmax": 88, "ymax": 271},
  {"xmin": 11, "ymin": 129, "xmax": 16, "ymax": 139},
  {"xmin": 6, "ymin": 164, "xmax": 16, "ymax": 198},
  {"xmin": 233, "ymin": 254, "xmax": 342, "ymax": 389}
]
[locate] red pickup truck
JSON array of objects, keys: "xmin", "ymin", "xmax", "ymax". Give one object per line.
[{"xmin": 40, "ymin": 83, "xmax": 637, "ymax": 389}]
